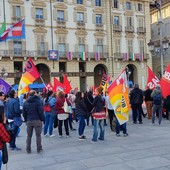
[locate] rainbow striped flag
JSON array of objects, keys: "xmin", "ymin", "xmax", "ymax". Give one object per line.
[
  {"xmin": 67, "ymin": 52, "xmax": 73, "ymax": 61},
  {"xmin": 139, "ymin": 53, "xmax": 144, "ymax": 61},
  {"xmin": 81, "ymin": 52, "xmax": 86, "ymax": 61},
  {"xmin": 131, "ymin": 53, "xmax": 136, "ymax": 61},
  {"xmin": 94, "ymin": 52, "xmax": 100, "ymax": 61},
  {"xmin": 18, "ymin": 58, "xmax": 40, "ymax": 97},
  {"xmin": 123, "ymin": 53, "xmax": 128, "ymax": 61}
]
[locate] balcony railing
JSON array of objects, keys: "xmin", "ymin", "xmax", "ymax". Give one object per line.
[
  {"xmin": 125, "ymin": 26, "xmax": 134, "ymax": 32},
  {"xmin": 114, "ymin": 53, "xmax": 149, "ymax": 61},
  {"xmin": 113, "ymin": 25, "xmax": 122, "ymax": 32},
  {"xmin": 12, "ymin": 16, "xmax": 22, "ymax": 23},
  {"xmin": 137, "ymin": 27, "xmax": 146, "ymax": 34},
  {"xmin": 0, "ymin": 50, "xmax": 109, "ymax": 60},
  {"xmin": 95, "ymin": 24, "xmax": 104, "ymax": 31},
  {"xmin": 77, "ymin": 21, "xmax": 85, "ymax": 29},
  {"xmin": 57, "ymin": 20, "xmax": 66, "ymax": 28},
  {"xmin": 35, "ymin": 18, "xmax": 45, "ymax": 26}
]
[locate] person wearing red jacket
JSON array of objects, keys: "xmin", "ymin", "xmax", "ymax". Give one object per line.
[
  {"xmin": 55, "ymin": 91, "xmax": 69, "ymax": 138},
  {"xmin": 0, "ymin": 111, "xmax": 11, "ymax": 169}
]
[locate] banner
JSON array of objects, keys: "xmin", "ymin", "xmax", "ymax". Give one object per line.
[
  {"xmin": 147, "ymin": 66, "xmax": 160, "ymax": 90},
  {"xmin": 0, "ymin": 20, "xmax": 6, "ymax": 36},
  {"xmin": 160, "ymin": 64, "xmax": 170, "ymax": 98},
  {"xmin": 18, "ymin": 58, "xmax": 40, "ymax": 96},
  {"xmin": 108, "ymin": 69, "xmax": 130, "ymax": 125},
  {"xmin": 100, "ymin": 73, "xmax": 107, "ymax": 92},
  {"xmin": 53, "ymin": 77, "xmax": 64, "ymax": 92},
  {"xmin": 0, "ymin": 78, "xmax": 10, "ymax": 95}
]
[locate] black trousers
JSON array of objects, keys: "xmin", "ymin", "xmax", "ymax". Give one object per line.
[
  {"xmin": 131, "ymin": 104, "xmax": 143, "ymax": 122},
  {"xmin": 108, "ymin": 109, "xmax": 115, "ymax": 131},
  {"xmin": 58, "ymin": 119, "xmax": 69, "ymax": 136}
]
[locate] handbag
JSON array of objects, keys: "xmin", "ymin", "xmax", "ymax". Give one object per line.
[
  {"xmin": 93, "ymin": 110, "xmax": 106, "ymax": 120},
  {"xmin": 64, "ymin": 101, "xmax": 70, "ymax": 113},
  {"xmin": 43, "ymin": 98, "xmax": 52, "ymax": 112},
  {"xmin": 2, "ymin": 142, "xmax": 8, "ymax": 164}
]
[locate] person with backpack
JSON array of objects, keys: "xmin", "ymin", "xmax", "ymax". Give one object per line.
[
  {"xmin": 151, "ymin": 85, "xmax": 163, "ymax": 125},
  {"xmin": 43, "ymin": 91, "xmax": 57, "ymax": 137}
]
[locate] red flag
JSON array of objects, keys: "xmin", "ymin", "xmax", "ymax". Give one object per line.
[
  {"xmin": 46, "ymin": 83, "xmax": 54, "ymax": 91},
  {"xmin": 63, "ymin": 74, "xmax": 72, "ymax": 94},
  {"xmin": 160, "ymin": 64, "xmax": 170, "ymax": 98},
  {"xmin": 53, "ymin": 77, "xmax": 64, "ymax": 92},
  {"xmin": 147, "ymin": 66, "xmax": 160, "ymax": 90}
]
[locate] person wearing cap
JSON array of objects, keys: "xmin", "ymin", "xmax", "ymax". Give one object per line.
[{"xmin": 130, "ymin": 84, "xmax": 144, "ymax": 124}]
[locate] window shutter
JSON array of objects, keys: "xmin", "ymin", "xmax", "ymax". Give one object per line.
[
  {"xmin": 101, "ymin": 0, "xmax": 104, "ymax": 7},
  {"xmin": 75, "ymin": 44, "xmax": 78, "ymax": 52},
  {"xmin": 92, "ymin": 13, "xmax": 96, "ymax": 24},
  {"xmin": 73, "ymin": 11, "xmax": 77, "ymax": 22},
  {"xmin": 64, "ymin": 11, "xmax": 68, "ymax": 21},
  {"xmin": 85, "ymin": 44, "xmax": 88, "ymax": 52},
  {"xmin": 53, "ymin": 9, "xmax": 57, "ymax": 20},
  {"xmin": 92, "ymin": 0, "xmax": 95, "ymax": 6},
  {"xmin": 8, "ymin": 41, "xmax": 13, "ymax": 52},
  {"xmin": 31, "ymin": 7, "xmax": 35, "ymax": 19},
  {"xmin": 21, "ymin": 6, "xmax": 25, "ymax": 18},
  {"xmin": 73, "ymin": 0, "xmax": 77, "ymax": 3},
  {"xmin": 93, "ymin": 45, "xmax": 97, "ymax": 52},
  {"xmin": 13, "ymin": 6, "xmax": 16, "ymax": 17},
  {"xmin": 103, "ymin": 45, "xmax": 107, "ymax": 53},
  {"xmin": 84, "ymin": 13, "xmax": 87, "ymax": 23},
  {"xmin": 22, "ymin": 41, "xmax": 26, "ymax": 52},
  {"xmin": 56, "ymin": 43, "xmax": 59, "ymax": 50},
  {"xmin": 102, "ymin": 14, "xmax": 106, "ymax": 24},
  {"xmin": 119, "ymin": 15, "xmax": 122, "ymax": 26},
  {"xmin": 45, "ymin": 42, "xmax": 48, "ymax": 52},
  {"xmin": 132, "ymin": 17, "xmax": 134, "ymax": 27},
  {"xmin": 66, "ymin": 43, "xmax": 69, "ymax": 51},
  {"xmin": 43, "ymin": 8, "xmax": 47, "ymax": 20}
]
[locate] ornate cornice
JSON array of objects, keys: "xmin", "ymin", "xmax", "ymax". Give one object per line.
[
  {"xmin": 93, "ymin": 7, "xmax": 104, "ymax": 13},
  {"xmin": 33, "ymin": 27, "xmax": 47, "ymax": 33},
  {"xmin": 53, "ymin": 3, "xmax": 67, "ymax": 9},
  {"xmin": 125, "ymin": 33, "xmax": 135, "ymax": 38},
  {"xmin": 124, "ymin": 11, "xmax": 134, "ymax": 16},
  {"xmin": 32, "ymin": 0, "xmax": 47, "ymax": 7},
  {"xmin": 55, "ymin": 29, "xmax": 68, "ymax": 34},
  {"xmin": 75, "ymin": 30, "xmax": 87, "ymax": 36},
  {"xmin": 94, "ymin": 31, "xmax": 105, "ymax": 37},
  {"xmin": 137, "ymin": 34, "xmax": 146, "ymax": 39},
  {"xmin": 8, "ymin": 0, "xmax": 24, "ymax": 5},
  {"xmin": 113, "ymin": 32, "xmax": 122, "ymax": 37},
  {"xmin": 74, "ymin": 5, "xmax": 87, "ymax": 11}
]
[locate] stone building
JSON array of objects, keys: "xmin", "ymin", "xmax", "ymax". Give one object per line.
[
  {"xmin": 150, "ymin": 0, "xmax": 170, "ymax": 78},
  {"xmin": 0, "ymin": 0, "xmax": 152, "ymax": 91}
]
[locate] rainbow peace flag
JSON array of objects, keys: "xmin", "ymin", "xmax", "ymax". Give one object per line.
[
  {"xmin": 108, "ymin": 69, "xmax": 130, "ymax": 125},
  {"xmin": 18, "ymin": 58, "xmax": 40, "ymax": 97}
]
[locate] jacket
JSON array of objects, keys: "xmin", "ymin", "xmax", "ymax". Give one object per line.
[
  {"xmin": 44, "ymin": 96, "xmax": 56, "ymax": 113},
  {"xmin": 0, "ymin": 124, "xmax": 11, "ymax": 150},
  {"xmin": 130, "ymin": 88, "xmax": 144, "ymax": 104},
  {"xmin": 92, "ymin": 96, "xmax": 104, "ymax": 112},
  {"xmin": 23, "ymin": 95, "xmax": 44, "ymax": 122},
  {"xmin": 84, "ymin": 95, "xmax": 94, "ymax": 112},
  {"xmin": 151, "ymin": 88, "xmax": 162, "ymax": 105},
  {"xmin": 75, "ymin": 100, "xmax": 88, "ymax": 117},
  {"xmin": 144, "ymin": 89, "xmax": 153, "ymax": 102},
  {"xmin": 6, "ymin": 98, "xmax": 21, "ymax": 118},
  {"xmin": 55, "ymin": 97, "xmax": 65, "ymax": 114}
]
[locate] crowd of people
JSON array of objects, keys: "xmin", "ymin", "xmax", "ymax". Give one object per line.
[{"xmin": 0, "ymin": 83, "xmax": 169, "ymax": 169}]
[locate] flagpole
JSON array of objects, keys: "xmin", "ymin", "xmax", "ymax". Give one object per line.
[
  {"xmin": 40, "ymin": 76, "xmax": 46, "ymax": 88},
  {"xmin": 3, "ymin": 0, "xmax": 5, "ymax": 21}
]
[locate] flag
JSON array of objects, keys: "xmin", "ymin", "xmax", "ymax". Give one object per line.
[
  {"xmin": 123, "ymin": 53, "xmax": 128, "ymax": 61},
  {"xmin": 67, "ymin": 52, "xmax": 73, "ymax": 61},
  {"xmin": 108, "ymin": 69, "xmax": 130, "ymax": 125},
  {"xmin": 46, "ymin": 83, "xmax": 54, "ymax": 91},
  {"xmin": 63, "ymin": 74, "xmax": 72, "ymax": 94},
  {"xmin": 48, "ymin": 50, "xmax": 59, "ymax": 60},
  {"xmin": 0, "ymin": 19, "xmax": 25, "ymax": 42},
  {"xmin": 81, "ymin": 52, "xmax": 86, "ymax": 61},
  {"xmin": 131, "ymin": 53, "xmax": 136, "ymax": 61},
  {"xmin": 160, "ymin": 64, "xmax": 170, "ymax": 98},
  {"xmin": 18, "ymin": 58, "xmax": 40, "ymax": 97},
  {"xmin": 0, "ymin": 78, "xmax": 11, "ymax": 95},
  {"xmin": 53, "ymin": 77, "xmax": 64, "ymax": 92},
  {"xmin": 94, "ymin": 52, "xmax": 100, "ymax": 61},
  {"xmin": 139, "ymin": 53, "xmax": 144, "ymax": 61},
  {"xmin": 100, "ymin": 73, "xmax": 108, "ymax": 92},
  {"xmin": 0, "ymin": 20, "xmax": 6, "ymax": 36},
  {"xmin": 147, "ymin": 66, "xmax": 160, "ymax": 90}
]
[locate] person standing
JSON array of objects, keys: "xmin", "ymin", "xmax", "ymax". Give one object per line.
[
  {"xmin": 92, "ymin": 86, "xmax": 105, "ymax": 142},
  {"xmin": 151, "ymin": 85, "xmax": 163, "ymax": 125},
  {"xmin": 6, "ymin": 90, "xmax": 22, "ymax": 151},
  {"xmin": 55, "ymin": 91, "xmax": 69, "ymax": 138},
  {"xmin": 144, "ymin": 86, "xmax": 153, "ymax": 119},
  {"xmin": 23, "ymin": 90, "xmax": 44, "ymax": 154},
  {"xmin": 75, "ymin": 92, "xmax": 88, "ymax": 140},
  {"xmin": 43, "ymin": 91, "xmax": 56, "ymax": 137},
  {"xmin": 130, "ymin": 84, "xmax": 144, "ymax": 124}
]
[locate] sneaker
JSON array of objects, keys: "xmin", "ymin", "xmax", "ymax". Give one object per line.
[
  {"xmin": 59, "ymin": 135, "xmax": 63, "ymax": 138},
  {"xmin": 44, "ymin": 134, "xmax": 48, "ymax": 137},
  {"xmin": 37, "ymin": 149, "xmax": 43, "ymax": 154},
  {"xmin": 71, "ymin": 128, "xmax": 76, "ymax": 131},
  {"xmin": 82, "ymin": 135, "xmax": 86, "ymax": 139},
  {"xmin": 66, "ymin": 135, "xmax": 70, "ymax": 138},
  {"xmin": 98, "ymin": 138, "xmax": 104, "ymax": 141},
  {"xmin": 27, "ymin": 150, "xmax": 31, "ymax": 154},
  {"xmin": 123, "ymin": 133, "xmax": 128, "ymax": 137},
  {"xmin": 79, "ymin": 136, "xmax": 85, "ymax": 140},
  {"xmin": 116, "ymin": 134, "xmax": 120, "ymax": 137},
  {"xmin": 10, "ymin": 147, "xmax": 22, "ymax": 151},
  {"xmin": 139, "ymin": 121, "xmax": 143, "ymax": 124},
  {"xmin": 49, "ymin": 134, "xmax": 55, "ymax": 137},
  {"xmin": 151, "ymin": 123, "xmax": 155, "ymax": 126}
]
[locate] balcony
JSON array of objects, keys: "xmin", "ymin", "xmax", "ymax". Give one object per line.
[
  {"xmin": 76, "ymin": 21, "xmax": 85, "ymax": 29},
  {"xmin": 137, "ymin": 27, "xmax": 146, "ymax": 34},
  {"xmin": 125, "ymin": 26, "xmax": 134, "ymax": 33},
  {"xmin": 35, "ymin": 18, "xmax": 45, "ymax": 26},
  {"xmin": 57, "ymin": 20, "xmax": 66, "ymax": 28},
  {"xmin": 0, "ymin": 50, "xmax": 109, "ymax": 60},
  {"xmin": 114, "ymin": 53, "xmax": 149, "ymax": 61},
  {"xmin": 113, "ymin": 25, "xmax": 122, "ymax": 32},
  {"xmin": 12, "ymin": 16, "xmax": 22, "ymax": 23},
  {"xmin": 95, "ymin": 24, "xmax": 104, "ymax": 31}
]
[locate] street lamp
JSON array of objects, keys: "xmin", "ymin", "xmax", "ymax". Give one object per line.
[{"xmin": 0, "ymin": 67, "xmax": 8, "ymax": 80}]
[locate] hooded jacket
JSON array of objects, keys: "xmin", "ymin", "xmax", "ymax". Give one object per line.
[
  {"xmin": 23, "ymin": 95, "xmax": 44, "ymax": 121},
  {"xmin": 130, "ymin": 88, "xmax": 144, "ymax": 104}
]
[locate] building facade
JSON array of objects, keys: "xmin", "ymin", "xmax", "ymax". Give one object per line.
[
  {"xmin": 150, "ymin": 0, "xmax": 170, "ymax": 78},
  {"xmin": 0, "ymin": 0, "xmax": 151, "ymax": 91}
]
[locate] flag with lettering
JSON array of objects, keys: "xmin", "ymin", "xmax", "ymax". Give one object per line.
[
  {"xmin": 63, "ymin": 74, "xmax": 72, "ymax": 94},
  {"xmin": 147, "ymin": 66, "xmax": 160, "ymax": 90},
  {"xmin": 0, "ymin": 78, "xmax": 11, "ymax": 95},
  {"xmin": 53, "ymin": 77, "xmax": 64, "ymax": 92}
]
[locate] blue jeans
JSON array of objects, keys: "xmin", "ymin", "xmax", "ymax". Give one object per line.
[
  {"xmin": 152, "ymin": 104, "xmax": 162, "ymax": 124},
  {"xmin": 0, "ymin": 150, "xmax": 2, "ymax": 169},
  {"xmin": 116, "ymin": 118, "xmax": 127, "ymax": 134},
  {"xmin": 92, "ymin": 119, "xmax": 105, "ymax": 142},
  {"xmin": 68, "ymin": 113, "xmax": 73, "ymax": 129},
  {"xmin": 44, "ymin": 112, "xmax": 55, "ymax": 135},
  {"xmin": 78, "ymin": 116, "xmax": 86, "ymax": 136},
  {"xmin": 10, "ymin": 124, "xmax": 19, "ymax": 148}
]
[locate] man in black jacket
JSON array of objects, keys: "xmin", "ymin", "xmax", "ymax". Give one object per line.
[
  {"xmin": 130, "ymin": 84, "xmax": 144, "ymax": 124},
  {"xmin": 23, "ymin": 90, "xmax": 44, "ymax": 154}
]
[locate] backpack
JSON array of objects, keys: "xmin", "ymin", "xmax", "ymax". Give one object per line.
[
  {"xmin": 43, "ymin": 98, "xmax": 52, "ymax": 112},
  {"xmin": 153, "ymin": 93, "xmax": 162, "ymax": 105}
]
